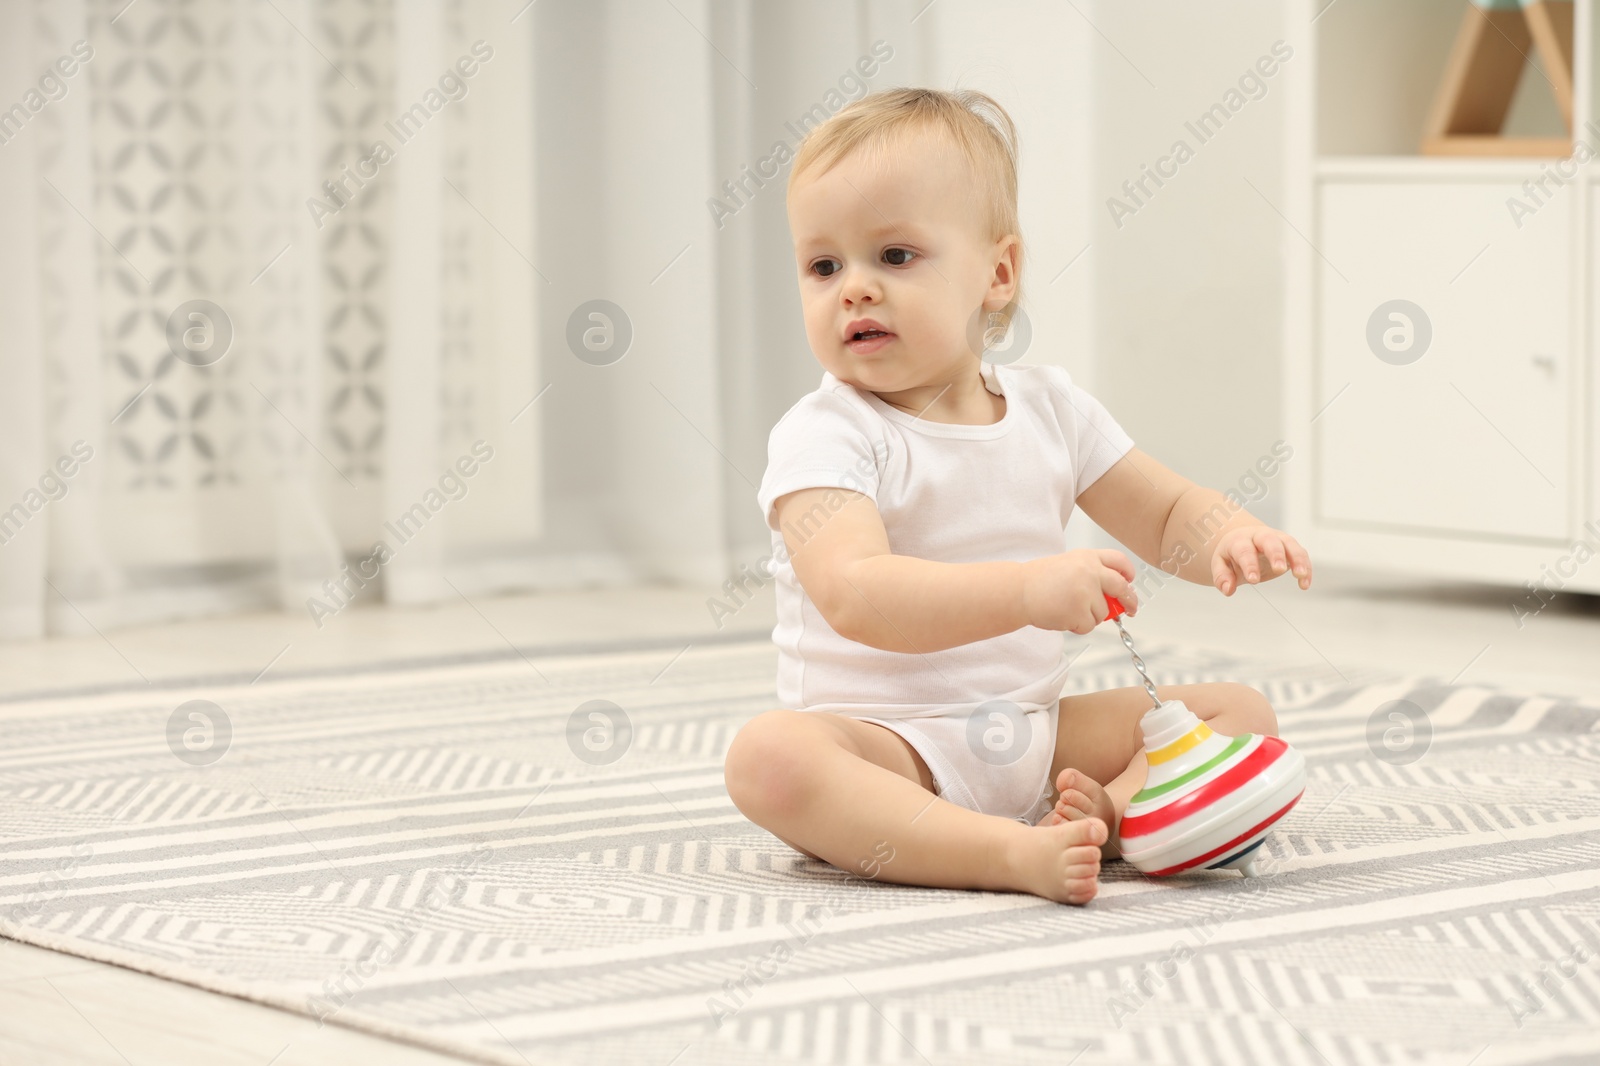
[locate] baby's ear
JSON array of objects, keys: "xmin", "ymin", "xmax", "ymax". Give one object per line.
[{"xmin": 990, "ymin": 234, "xmax": 1021, "ymax": 296}]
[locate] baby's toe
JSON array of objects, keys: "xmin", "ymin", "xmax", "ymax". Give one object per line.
[
  {"xmin": 1063, "ymin": 867, "xmax": 1100, "ymax": 904},
  {"xmin": 1063, "ymin": 816, "xmax": 1108, "ymax": 848},
  {"xmin": 1056, "ymin": 790, "xmax": 1091, "ymax": 820}
]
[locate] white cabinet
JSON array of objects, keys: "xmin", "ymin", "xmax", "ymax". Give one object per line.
[{"xmin": 1314, "ymin": 180, "xmax": 1572, "ymax": 541}]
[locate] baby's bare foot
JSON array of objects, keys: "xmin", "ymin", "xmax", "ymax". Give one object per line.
[
  {"xmin": 1037, "ymin": 768, "xmax": 1121, "ymax": 859},
  {"xmin": 1007, "ymin": 817, "xmax": 1106, "ymax": 905}
]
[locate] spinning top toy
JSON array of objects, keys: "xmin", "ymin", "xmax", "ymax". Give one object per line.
[{"xmin": 1100, "ymin": 595, "xmax": 1305, "ymax": 877}]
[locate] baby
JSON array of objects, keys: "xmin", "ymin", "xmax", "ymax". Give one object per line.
[{"xmin": 723, "ymin": 88, "xmax": 1312, "ymax": 906}]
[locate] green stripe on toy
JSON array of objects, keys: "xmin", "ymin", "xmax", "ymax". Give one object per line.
[{"xmin": 1131, "ymin": 733, "xmax": 1253, "ymax": 803}]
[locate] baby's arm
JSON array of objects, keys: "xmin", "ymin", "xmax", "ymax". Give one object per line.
[
  {"xmin": 772, "ymin": 487, "xmax": 1139, "ymax": 653},
  {"xmin": 1075, "ymin": 447, "xmax": 1313, "ymax": 595}
]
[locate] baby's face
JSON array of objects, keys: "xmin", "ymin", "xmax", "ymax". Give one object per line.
[{"xmin": 787, "ymin": 130, "xmax": 1016, "ymax": 394}]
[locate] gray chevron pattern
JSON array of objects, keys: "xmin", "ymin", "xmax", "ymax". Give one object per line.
[{"xmin": 0, "ymin": 638, "xmax": 1597, "ymax": 1065}]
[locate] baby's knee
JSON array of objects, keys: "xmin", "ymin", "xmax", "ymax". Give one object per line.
[
  {"xmin": 1217, "ymin": 682, "xmax": 1277, "ymax": 737},
  {"xmin": 724, "ymin": 710, "xmax": 819, "ymax": 819}
]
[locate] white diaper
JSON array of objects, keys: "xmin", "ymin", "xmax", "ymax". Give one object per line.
[{"xmin": 855, "ymin": 702, "xmax": 1060, "ymax": 826}]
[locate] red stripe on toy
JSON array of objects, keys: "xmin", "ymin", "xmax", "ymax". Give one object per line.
[
  {"xmin": 1145, "ymin": 790, "xmax": 1304, "ymax": 876},
  {"xmin": 1119, "ymin": 736, "xmax": 1289, "ymax": 840}
]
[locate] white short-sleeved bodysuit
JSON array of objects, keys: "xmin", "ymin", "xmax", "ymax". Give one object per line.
[{"xmin": 755, "ymin": 360, "xmax": 1135, "ymax": 825}]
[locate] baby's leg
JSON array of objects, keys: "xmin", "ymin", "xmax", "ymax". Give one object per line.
[
  {"xmin": 724, "ymin": 710, "xmax": 1108, "ymax": 905},
  {"xmin": 1044, "ymin": 682, "xmax": 1280, "ymax": 858}
]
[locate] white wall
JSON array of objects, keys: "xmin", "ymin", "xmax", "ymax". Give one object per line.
[{"xmin": 1089, "ymin": 1, "xmax": 1292, "ymax": 530}]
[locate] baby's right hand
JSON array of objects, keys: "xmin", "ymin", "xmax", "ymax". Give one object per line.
[{"xmin": 1021, "ymin": 549, "xmax": 1138, "ymax": 635}]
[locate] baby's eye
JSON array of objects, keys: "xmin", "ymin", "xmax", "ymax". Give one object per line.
[
  {"xmin": 810, "ymin": 258, "xmax": 841, "ymax": 278},
  {"xmin": 883, "ymin": 247, "xmax": 917, "ymax": 266}
]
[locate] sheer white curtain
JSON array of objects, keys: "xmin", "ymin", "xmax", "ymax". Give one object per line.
[
  {"xmin": 0, "ymin": 0, "xmax": 539, "ymax": 639},
  {"xmin": 0, "ymin": 0, "xmax": 1094, "ymax": 640}
]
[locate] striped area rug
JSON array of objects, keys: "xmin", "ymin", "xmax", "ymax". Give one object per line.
[{"xmin": 1, "ymin": 636, "xmax": 1598, "ymax": 1065}]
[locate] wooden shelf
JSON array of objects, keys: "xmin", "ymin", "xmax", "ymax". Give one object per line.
[
  {"xmin": 1421, "ymin": 134, "xmax": 1574, "ymax": 156},
  {"xmin": 1314, "ymin": 0, "xmax": 1579, "ymax": 156},
  {"xmin": 1314, "ymin": 154, "xmax": 1570, "ymax": 179}
]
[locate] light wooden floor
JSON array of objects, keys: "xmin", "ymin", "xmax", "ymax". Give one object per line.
[{"xmin": 2, "ymin": 566, "xmax": 1597, "ymax": 1064}]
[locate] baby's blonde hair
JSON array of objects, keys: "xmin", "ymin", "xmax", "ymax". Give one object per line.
[{"xmin": 787, "ymin": 87, "xmax": 1025, "ymax": 309}]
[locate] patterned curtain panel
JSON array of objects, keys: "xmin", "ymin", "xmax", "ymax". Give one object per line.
[
  {"xmin": 0, "ymin": 0, "xmax": 542, "ymax": 638},
  {"xmin": 1, "ymin": 0, "xmax": 944, "ymax": 642}
]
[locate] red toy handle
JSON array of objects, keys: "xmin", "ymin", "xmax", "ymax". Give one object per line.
[{"xmin": 1104, "ymin": 594, "xmax": 1127, "ymax": 622}]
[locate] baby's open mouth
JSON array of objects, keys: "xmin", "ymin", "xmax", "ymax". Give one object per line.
[{"xmin": 851, "ymin": 330, "xmax": 889, "ymax": 340}]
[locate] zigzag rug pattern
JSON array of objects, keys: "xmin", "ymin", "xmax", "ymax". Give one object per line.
[{"xmin": 0, "ymin": 640, "xmax": 1597, "ymax": 1065}]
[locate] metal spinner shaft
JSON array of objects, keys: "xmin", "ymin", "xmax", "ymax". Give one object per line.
[{"xmin": 1104, "ymin": 596, "xmax": 1161, "ymax": 709}]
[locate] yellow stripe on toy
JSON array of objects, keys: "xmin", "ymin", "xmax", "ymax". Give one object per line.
[{"xmin": 1146, "ymin": 722, "xmax": 1212, "ymax": 766}]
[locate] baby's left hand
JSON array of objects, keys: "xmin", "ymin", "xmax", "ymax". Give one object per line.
[{"xmin": 1212, "ymin": 526, "xmax": 1312, "ymax": 595}]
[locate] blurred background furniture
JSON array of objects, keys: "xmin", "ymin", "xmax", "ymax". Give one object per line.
[
  {"xmin": 1423, "ymin": 0, "xmax": 1574, "ymax": 156},
  {"xmin": 1284, "ymin": 0, "xmax": 1599, "ymax": 594}
]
